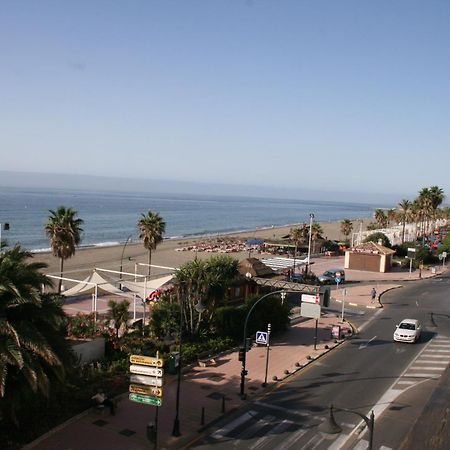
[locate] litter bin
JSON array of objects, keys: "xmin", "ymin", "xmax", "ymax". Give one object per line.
[
  {"xmin": 166, "ymin": 351, "xmax": 180, "ymax": 375},
  {"xmin": 431, "ymin": 266, "xmax": 436, "ymax": 274}
]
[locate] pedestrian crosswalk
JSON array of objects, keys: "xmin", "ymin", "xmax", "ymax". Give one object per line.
[
  {"xmin": 207, "ymin": 403, "xmax": 390, "ymax": 449},
  {"xmin": 393, "ymin": 335, "xmax": 450, "ymax": 388}
]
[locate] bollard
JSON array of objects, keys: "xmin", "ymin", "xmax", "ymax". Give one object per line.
[
  {"xmin": 201, "ymin": 406, "xmax": 205, "ymax": 426},
  {"xmin": 221, "ymin": 395, "xmax": 225, "ymax": 413}
]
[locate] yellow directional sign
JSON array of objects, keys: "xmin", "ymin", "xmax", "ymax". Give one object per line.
[
  {"xmin": 129, "ymin": 384, "xmax": 163, "ymax": 397},
  {"xmin": 130, "ymin": 355, "xmax": 163, "ymax": 367}
]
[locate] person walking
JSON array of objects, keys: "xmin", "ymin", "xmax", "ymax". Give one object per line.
[{"xmin": 371, "ymin": 287, "xmax": 377, "ymax": 303}]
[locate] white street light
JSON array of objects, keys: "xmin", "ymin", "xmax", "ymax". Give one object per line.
[{"xmin": 307, "ymin": 213, "xmax": 314, "ymax": 273}]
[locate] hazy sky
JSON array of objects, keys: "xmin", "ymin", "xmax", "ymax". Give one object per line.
[{"xmin": 1, "ymin": 1, "xmax": 449, "ymax": 199}]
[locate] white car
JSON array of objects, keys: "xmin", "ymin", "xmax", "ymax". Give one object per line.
[{"xmin": 393, "ymin": 319, "xmax": 421, "ymax": 343}]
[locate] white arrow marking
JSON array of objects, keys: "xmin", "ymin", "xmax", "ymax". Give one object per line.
[{"xmin": 359, "ymin": 336, "xmax": 377, "ymax": 349}]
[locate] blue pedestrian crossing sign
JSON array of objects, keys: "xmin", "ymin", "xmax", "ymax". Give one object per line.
[{"xmin": 255, "ymin": 331, "xmax": 269, "ymax": 345}]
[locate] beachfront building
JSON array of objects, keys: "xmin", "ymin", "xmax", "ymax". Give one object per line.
[{"xmin": 344, "ymin": 241, "xmax": 395, "ymax": 273}]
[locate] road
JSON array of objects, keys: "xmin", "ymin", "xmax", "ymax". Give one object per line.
[{"xmin": 186, "ymin": 272, "xmax": 450, "ymax": 449}]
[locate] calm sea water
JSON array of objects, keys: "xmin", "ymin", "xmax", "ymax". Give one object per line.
[{"xmin": 0, "ymin": 187, "xmax": 381, "ymax": 252}]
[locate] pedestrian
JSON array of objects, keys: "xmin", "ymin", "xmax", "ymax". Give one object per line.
[
  {"xmin": 370, "ymin": 287, "xmax": 377, "ymax": 303},
  {"xmin": 91, "ymin": 388, "xmax": 115, "ymax": 415}
]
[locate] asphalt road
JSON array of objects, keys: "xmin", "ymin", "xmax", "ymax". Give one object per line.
[{"xmin": 186, "ymin": 272, "xmax": 450, "ymax": 449}]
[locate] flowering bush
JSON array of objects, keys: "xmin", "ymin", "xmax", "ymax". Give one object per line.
[{"xmin": 67, "ymin": 313, "xmax": 100, "ymax": 339}]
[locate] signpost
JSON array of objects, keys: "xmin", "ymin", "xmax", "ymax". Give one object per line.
[
  {"xmin": 302, "ymin": 293, "xmax": 320, "ymax": 304},
  {"xmin": 263, "ymin": 323, "xmax": 271, "ymax": 387},
  {"xmin": 129, "ymin": 354, "xmax": 164, "ymax": 450},
  {"xmin": 255, "ymin": 331, "xmax": 268, "ymax": 345},
  {"xmin": 407, "ymin": 248, "xmax": 416, "ymax": 274},
  {"xmin": 335, "ymin": 272, "xmax": 342, "ymax": 291},
  {"xmin": 300, "ymin": 303, "xmax": 321, "ymax": 350},
  {"xmin": 129, "ymin": 393, "xmax": 162, "ymax": 406},
  {"xmin": 341, "ymin": 288, "xmax": 347, "ymax": 322}
]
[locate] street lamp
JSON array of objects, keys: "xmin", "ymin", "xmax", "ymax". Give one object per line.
[
  {"xmin": 240, "ymin": 289, "xmax": 286, "ymax": 399},
  {"xmin": 172, "ymin": 294, "xmax": 206, "ymax": 437},
  {"xmin": 119, "ymin": 234, "xmax": 132, "ymax": 280},
  {"xmin": 306, "ymin": 213, "xmax": 314, "ymax": 274},
  {"xmin": 319, "ymin": 404, "xmax": 375, "ymax": 450}
]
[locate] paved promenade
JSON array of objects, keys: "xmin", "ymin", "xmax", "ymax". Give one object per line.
[{"xmin": 26, "ymin": 262, "xmax": 445, "ymax": 450}]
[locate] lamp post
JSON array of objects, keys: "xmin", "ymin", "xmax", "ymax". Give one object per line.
[
  {"xmin": 306, "ymin": 213, "xmax": 314, "ymax": 274},
  {"xmin": 172, "ymin": 294, "xmax": 205, "ymax": 436},
  {"xmin": 119, "ymin": 234, "xmax": 133, "ymax": 280},
  {"xmin": 240, "ymin": 289, "xmax": 286, "ymax": 399},
  {"xmin": 319, "ymin": 404, "xmax": 375, "ymax": 450}
]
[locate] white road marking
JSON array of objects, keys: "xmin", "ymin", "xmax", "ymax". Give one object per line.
[
  {"xmin": 235, "ymin": 415, "xmax": 275, "ymax": 445},
  {"xmin": 396, "ymin": 380, "xmax": 416, "ymax": 385},
  {"xmin": 359, "ymin": 336, "xmax": 377, "ymax": 349},
  {"xmin": 414, "ymin": 361, "xmax": 448, "ymax": 365},
  {"xmin": 253, "ymin": 401, "xmax": 320, "ymax": 419},
  {"xmin": 249, "ymin": 419, "xmax": 294, "ymax": 450},
  {"xmin": 403, "ymin": 373, "xmax": 440, "ymax": 378},
  {"xmin": 273, "ymin": 427, "xmax": 308, "ymax": 450},
  {"xmin": 408, "ymin": 367, "xmax": 445, "ymax": 371},
  {"xmin": 211, "ymin": 410, "xmax": 257, "ymax": 439},
  {"xmin": 327, "ymin": 433, "xmax": 352, "ymax": 450},
  {"xmin": 353, "ymin": 440, "xmax": 369, "ymax": 449}
]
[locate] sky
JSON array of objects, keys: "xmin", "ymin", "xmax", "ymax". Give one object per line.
[{"xmin": 1, "ymin": 1, "xmax": 449, "ymax": 202}]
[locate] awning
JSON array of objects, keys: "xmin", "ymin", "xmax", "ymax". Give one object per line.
[
  {"xmin": 62, "ymin": 270, "xmax": 132, "ymax": 297},
  {"xmin": 120, "ymin": 275, "xmax": 174, "ymax": 300}
]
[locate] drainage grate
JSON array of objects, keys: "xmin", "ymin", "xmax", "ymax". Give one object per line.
[
  {"xmin": 92, "ymin": 419, "xmax": 108, "ymax": 427},
  {"xmin": 119, "ymin": 429, "xmax": 136, "ymax": 437}
]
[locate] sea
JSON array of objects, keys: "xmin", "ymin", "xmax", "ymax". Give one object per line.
[{"xmin": 0, "ymin": 186, "xmax": 383, "ymax": 253}]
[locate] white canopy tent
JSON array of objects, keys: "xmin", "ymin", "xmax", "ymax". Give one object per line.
[
  {"xmin": 62, "ymin": 270, "xmax": 133, "ymax": 298},
  {"xmin": 120, "ymin": 275, "xmax": 174, "ymax": 300}
]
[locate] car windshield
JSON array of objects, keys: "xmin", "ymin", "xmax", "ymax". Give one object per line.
[{"xmin": 399, "ymin": 323, "xmax": 416, "ymax": 330}]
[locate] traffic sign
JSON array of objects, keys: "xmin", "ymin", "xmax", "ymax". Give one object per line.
[
  {"xmin": 130, "ymin": 355, "xmax": 163, "ymax": 367},
  {"xmin": 335, "ymin": 277, "xmax": 341, "ymax": 284},
  {"xmin": 130, "ymin": 374, "xmax": 163, "ymax": 387},
  {"xmin": 129, "ymin": 393, "xmax": 162, "ymax": 406},
  {"xmin": 255, "ymin": 331, "xmax": 268, "ymax": 345},
  {"xmin": 443, "ymin": 252, "xmax": 448, "ymax": 258},
  {"xmin": 130, "ymin": 364, "xmax": 163, "ymax": 377},
  {"xmin": 301, "ymin": 302, "xmax": 321, "ymax": 319},
  {"xmin": 129, "ymin": 384, "xmax": 163, "ymax": 397},
  {"xmin": 302, "ymin": 294, "xmax": 320, "ymax": 304}
]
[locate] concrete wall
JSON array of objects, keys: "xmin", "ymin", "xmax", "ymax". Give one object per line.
[{"xmin": 71, "ymin": 337, "xmax": 105, "ymax": 365}]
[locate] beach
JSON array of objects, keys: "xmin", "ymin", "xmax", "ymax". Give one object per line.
[{"xmin": 33, "ymin": 219, "xmax": 371, "ymax": 282}]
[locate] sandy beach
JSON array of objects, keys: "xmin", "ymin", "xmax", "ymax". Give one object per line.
[{"xmin": 33, "ymin": 219, "xmax": 372, "ymax": 284}]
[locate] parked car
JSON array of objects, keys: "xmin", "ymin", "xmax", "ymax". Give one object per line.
[
  {"xmin": 318, "ymin": 269, "xmax": 345, "ymax": 285},
  {"xmin": 393, "ymin": 319, "xmax": 421, "ymax": 343}
]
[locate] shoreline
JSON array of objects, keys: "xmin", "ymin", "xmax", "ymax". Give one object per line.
[{"xmin": 32, "ymin": 218, "xmax": 372, "ymax": 282}]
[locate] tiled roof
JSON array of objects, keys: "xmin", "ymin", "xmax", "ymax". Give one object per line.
[{"xmin": 350, "ymin": 241, "xmax": 396, "ymax": 255}]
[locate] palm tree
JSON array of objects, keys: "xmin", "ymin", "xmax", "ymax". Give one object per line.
[
  {"xmin": 289, "ymin": 225, "xmax": 308, "ymax": 277},
  {"xmin": 310, "ymin": 222, "xmax": 323, "ymax": 254},
  {"xmin": 107, "ymin": 299, "xmax": 130, "ymax": 339},
  {"xmin": 45, "ymin": 206, "xmax": 84, "ymax": 293},
  {"xmin": 137, "ymin": 211, "xmax": 166, "ymax": 276},
  {"xmin": 340, "ymin": 219, "xmax": 353, "ymax": 242},
  {"xmin": 397, "ymin": 199, "xmax": 412, "ymax": 244},
  {"xmin": 0, "ymin": 245, "xmax": 71, "ymax": 425},
  {"xmin": 374, "ymin": 209, "xmax": 388, "ymax": 229},
  {"xmin": 173, "ymin": 255, "xmax": 238, "ymax": 336}
]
